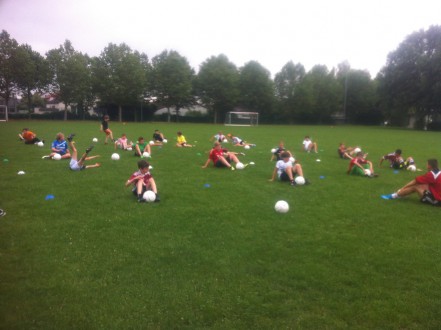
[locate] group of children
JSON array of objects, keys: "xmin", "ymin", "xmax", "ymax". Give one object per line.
[{"xmin": 20, "ymin": 121, "xmax": 441, "ymax": 206}]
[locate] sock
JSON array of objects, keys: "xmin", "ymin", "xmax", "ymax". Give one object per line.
[{"xmin": 392, "ymin": 193, "xmax": 398, "ymax": 199}]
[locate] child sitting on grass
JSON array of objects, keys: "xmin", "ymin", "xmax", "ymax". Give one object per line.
[{"xmin": 125, "ymin": 159, "xmax": 160, "ymax": 202}]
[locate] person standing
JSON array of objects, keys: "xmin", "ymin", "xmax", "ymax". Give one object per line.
[{"xmin": 100, "ymin": 115, "xmax": 114, "ymax": 144}]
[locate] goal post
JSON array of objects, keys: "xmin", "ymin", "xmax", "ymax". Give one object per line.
[
  {"xmin": 224, "ymin": 111, "xmax": 259, "ymax": 126},
  {"xmin": 0, "ymin": 105, "xmax": 8, "ymax": 122}
]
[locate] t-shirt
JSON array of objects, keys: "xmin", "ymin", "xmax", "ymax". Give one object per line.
[
  {"xmin": 23, "ymin": 131, "xmax": 35, "ymax": 142},
  {"xmin": 348, "ymin": 157, "xmax": 367, "ymax": 171},
  {"xmin": 382, "ymin": 152, "xmax": 403, "ymax": 166},
  {"xmin": 416, "ymin": 170, "xmax": 441, "ymax": 201},
  {"xmin": 128, "ymin": 170, "xmax": 153, "ymax": 186},
  {"xmin": 136, "ymin": 141, "xmax": 148, "ymax": 152},
  {"xmin": 303, "ymin": 139, "xmax": 312, "ymax": 150},
  {"xmin": 209, "ymin": 148, "xmax": 224, "ymax": 163},
  {"xmin": 177, "ymin": 135, "xmax": 187, "ymax": 144},
  {"xmin": 153, "ymin": 133, "xmax": 163, "ymax": 141},
  {"xmin": 232, "ymin": 136, "xmax": 242, "ymax": 144},
  {"xmin": 102, "ymin": 120, "xmax": 109, "ymax": 130},
  {"xmin": 52, "ymin": 139, "xmax": 68, "ymax": 155},
  {"xmin": 275, "ymin": 159, "xmax": 293, "ymax": 178},
  {"xmin": 214, "ymin": 134, "xmax": 225, "ymax": 142}
]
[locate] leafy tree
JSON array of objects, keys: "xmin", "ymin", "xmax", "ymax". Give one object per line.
[
  {"xmin": 238, "ymin": 61, "xmax": 274, "ymax": 122},
  {"xmin": 0, "ymin": 30, "xmax": 19, "ymax": 107},
  {"xmin": 47, "ymin": 40, "xmax": 92, "ymax": 120},
  {"xmin": 92, "ymin": 43, "xmax": 148, "ymax": 121},
  {"xmin": 151, "ymin": 50, "xmax": 194, "ymax": 122},
  {"xmin": 14, "ymin": 44, "xmax": 50, "ymax": 114},
  {"xmin": 378, "ymin": 25, "xmax": 441, "ymax": 127},
  {"xmin": 293, "ymin": 65, "xmax": 340, "ymax": 123},
  {"xmin": 195, "ymin": 54, "xmax": 239, "ymax": 124},
  {"xmin": 274, "ymin": 61, "xmax": 306, "ymax": 123}
]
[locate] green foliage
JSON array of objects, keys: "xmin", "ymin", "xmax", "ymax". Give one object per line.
[
  {"xmin": 238, "ymin": 61, "xmax": 275, "ymax": 121},
  {"xmin": 195, "ymin": 54, "xmax": 239, "ymax": 124},
  {"xmin": 92, "ymin": 43, "xmax": 148, "ymax": 121},
  {"xmin": 378, "ymin": 26, "xmax": 441, "ymax": 126},
  {"xmin": 151, "ymin": 50, "xmax": 194, "ymax": 122},
  {"xmin": 1, "ymin": 121, "xmax": 441, "ymax": 328}
]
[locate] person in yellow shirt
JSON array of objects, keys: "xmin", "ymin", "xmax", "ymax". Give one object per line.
[{"xmin": 176, "ymin": 131, "xmax": 193, "ymax": 147}]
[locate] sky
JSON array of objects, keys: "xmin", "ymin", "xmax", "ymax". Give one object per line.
[{"xmin": 1, "ymin": 0, "xmax": 441, "ymax": 78}]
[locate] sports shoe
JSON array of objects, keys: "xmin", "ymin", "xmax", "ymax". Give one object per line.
[
  {"xmin": 154, "ymin": 194, "xmax": 160, "ymax": 202},
  {"xmin": 381, "ymin": 194, "xmax": 394, "ymax": 200},
  {"xmin": 243, "ymin": 163, "xmax": 249, "ymax": 168},
  {"xmin": 85, "ymin": 145, "xmax": 94, "ymax": 154},
  {"xmin": 304, "ymin": 178, "xmax": 311, "ymax": 185},
  {"xmin": 230, "ymin": 166, "xmax": 235, "ymax": 171},
  {"xmin": 239, "ymin": 152, "xmax": 246, "ymax": 156},
  {"xmin": 290, "ymin": 180, "xmax": 297, "ymax": 186},
  {"xmin": 42, "ymin": 155, "xmax": 51, "ymax": 159},
  {"xmin": 67, "ymin": 133, "xmax": 75, "ymax": 142},
  {"xmin": 0, "ymin": 209, "xmax": 5, "ymax": 217}
]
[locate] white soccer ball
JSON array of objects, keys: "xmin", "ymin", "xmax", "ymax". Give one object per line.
[
  {"xmin": 149, "ymin": 140, "xmax": 155, "ymax": 145},
  {"xmin": 163, "ymin": 139, "xmax": 168, "ymax": 143},
  {"xmin": 17, "ymin": 170, "xmax": 25, "ymax": 175},
  {"xmin": 142, "ymin": 151, "xmax": 151, "ymax": 158},
  {"xmin": 407, "ymin": 164, "xmax": 417, "ymax": 172},
  {"xmin": 223, "ymin": 139, "xmax": 228, "ymax": 143},
  {"xmin": 53, "ymin": 153, "xmax": 62, "ymax": 160},
  {"xmin": 275, "ymin": 200, "xmax": 289, "ymax": 213},
  {"xmin": 236, "ymin": 162, "xmax": 245, "ymax": 170},
  {"xmin": 143, "ymin": 190, "xmax": 156, "ymax": 202},
  {"xmin": 244, "ymin": 145, "xmax": 250, "ymax": 150},
  {"xmin": 354, "ymin": 147, "xmax": 361, "ymax": 154},
  {"xmin": 271, "ymin": 148, "xmax": 277, "ymax": 153},
  {"xmin": 295, "ymin": 176, "xmax": 306, "ymax": 185},
  {"xmin": 37, "ymin": 141, "xmax": 44, "ymax": 147},
  {"xmin": 289, "ymin": 157, "xmax": 295, "ymax": 163},
  {"xmin": 92, "ymin": 138, "xmax": 98, "ymax": 142},
  {"xmin": 126, "ymin": 147, "xmax": 133, "ymax": 151},
  {"xmin": 364, "ymin": 169, "xmax": 371, "ymax": 176},
  {"xmin": 249, "ymin": 161, "xmax": 255, "ymax": 165},
  {"xmin": 111, "ymin": 153, "xmax": 120, "ymax": 160}
]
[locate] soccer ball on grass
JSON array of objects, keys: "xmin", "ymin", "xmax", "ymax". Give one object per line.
[
  {"xmin": 111, "ymin": 153, "xmax": 120, "ymax": 160},
  {"xmin": 275, "ymin": 200, "xmax": 289, "ymax": 213},
  {"xmin": 143, "ymin": 190, "xmax": 156, "ymax": 202}
]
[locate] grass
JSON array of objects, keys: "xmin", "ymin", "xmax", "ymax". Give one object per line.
[{"xmin": 1, "ymin": 120, "xmax": 441, "ymax": 329}]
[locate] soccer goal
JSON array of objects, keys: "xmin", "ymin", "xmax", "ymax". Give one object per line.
[
  {"xmin": 0, "ymin": 105, "xmax": 8, "ymax": 122},
  {"xmin": 224, "ymin": 111, "xmax": 259, "ymax": 126}
]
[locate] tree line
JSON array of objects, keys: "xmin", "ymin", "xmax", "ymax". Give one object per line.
[{"xmin": 1, "ymin": 26, "xmax": 441, "ymax": 128}]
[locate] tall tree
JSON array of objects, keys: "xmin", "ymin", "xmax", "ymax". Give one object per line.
[
  {"xmin": 14, "ymin": 44, "xmax": 50, "ymax": 113},
  {"xmin": 238, "ymin": 61, "xmax": 274, "ymax": 122},
  {"xmin": 274, "ymin": 61, "xmax": 306, "ymax": 123},
  {"xmin": 294, "ymin": 65, "xmax": 340, "ymax": 123},
  {"xmin": 92, "ymin": 43, "xmax": 148, "ymax": 121},
  {"xmin": 195, "ymin": 54, "xmax": 239, "ymax": 124},
  {"xmin": 378, "ymin": 25, "xmax": 441, "ymax": 127},
  {"xmin": 0, "ymin": 30, "xmax": 19, "ymax": 107},
  {"xmin": 47, "ymin": 40, "xmax": 92, "ymax": 120},
  {"xmin": 151, "ymin": 50, "xmax": 194, "ymax": 122}
]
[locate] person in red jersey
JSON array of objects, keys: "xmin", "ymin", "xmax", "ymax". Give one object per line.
[
  {"xmin": 382, "ymin": 159, "xmax": 441, "ymax": 206},
  {"xmin": 201, "ymin": 142, "xmax": 242, "ymax": 170},
  {"xmin": 347, "ymin": 151, "xmax": 378, "ymax": 177},
  {"xmin": 379, "ymin": 149, "xmax": 415, "ymax": 170},
  {"xmin": 126, "ymin": 159, "xmax": 160, "ymax": 202}
]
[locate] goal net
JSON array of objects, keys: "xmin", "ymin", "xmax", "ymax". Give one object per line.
[
  {"xmin": 224, "ymin": 111, "xmax": 259, "ymax": 126},
  {"xmin": 0, "ymin": 105, "xmax": 8, "ymax": 122}
]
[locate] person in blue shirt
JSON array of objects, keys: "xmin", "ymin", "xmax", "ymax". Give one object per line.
[{"xmin": 42, "ymin": 132, "xmax": 71, "ymax": 159}]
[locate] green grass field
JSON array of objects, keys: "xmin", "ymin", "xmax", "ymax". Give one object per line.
[{"xmin": 1, "ymin": 121, "xmax": 441, "ymax": 329}]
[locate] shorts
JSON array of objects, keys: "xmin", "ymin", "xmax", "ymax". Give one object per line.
[
  {"xmin": 70, "ymin": 159, "xmax": 85, "ymax": 171},
  {"xmin": 420, "ymin": 190, "xmax": 441, "ymax": 206},
  {"xmin": 279, "ymin": 172, "xmax": 290, "ymax": 181},
  {"xmin": 104, "ymin": 129, "xmax": 112, "ymax": 135},
  {"xmin": 392, "ymin": 161, "xmax": 405, "ymax": 169},
  {"xmin": 214, "ymin": 157, "xmax": 231, "ymax": 167},
  {"xmin": 350, "ymin": 164, "xmax": 369, "ymax": 176}
]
